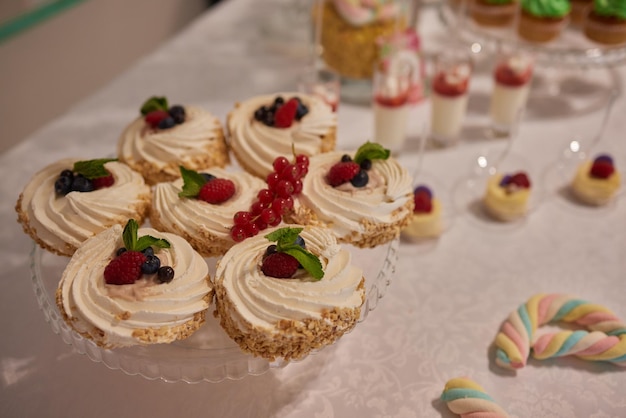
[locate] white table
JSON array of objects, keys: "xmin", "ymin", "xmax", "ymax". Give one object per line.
[{"xmin": 2, "ymin": 1, "xmax": 625, "ymax": 417}]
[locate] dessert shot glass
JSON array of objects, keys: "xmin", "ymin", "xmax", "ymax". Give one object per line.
[
  {"xmin": 372, "ymin": 61, "xmax": 411, "ymax": 152},
  {"xmin": 489, "ymin": 50, "xmax": 534, "ymax": 137},
  {"xmin": 429, "ymin": 49, "xmax": 473, "ymax": 147},
  {"xmin": 297, "ymin": 67, "xmax": 341, "ymax": 112}
]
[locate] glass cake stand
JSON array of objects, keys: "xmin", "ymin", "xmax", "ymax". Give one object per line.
[{"xmin": 30, "ymin": 236, "xmax": 399, "ymax": 383}]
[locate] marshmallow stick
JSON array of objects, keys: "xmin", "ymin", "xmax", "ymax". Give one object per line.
[{"xmin": 441, "ymin": 377, "xmax": 510, "ymax": 418}]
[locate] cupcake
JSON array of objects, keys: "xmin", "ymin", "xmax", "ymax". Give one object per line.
[
  {"xmin": 402, "ymin": 185, "xmax": 443, "ymax": 240},
  {"xmin": 150, "ymin": 166, "xmax": 266, "ymax": 257},
  {"xmin": 16, "ymin": 158, "xmax": 151, "ymax": 257},
  {"xmin": 570, "ymin": 0, "xmax": 593, "ymax": 25},
  {"xmin": 517, "ymin": 0, "xmax": 571, "ymax": 43},
  {"xmin": 570, "ymin": 155, "xmax": 621, "ymax": 205},
  {"xmin": 316, "ymin": 0, "xmax": 406, "ymax": 80},
  {"xmin": 214, "ymin": 226, "xmax": 365, "ymax": 361},
  {"xmin": 56, "ymin": 220, "xmax": 213, "ymax": 348},
  {"xmin": 227, "ymin": 93, "xmax": 336, "ymax": 179},
  {"xmin": 583, "ymin": 0, "xmax": 626, "ymax": 45},
  {"xmin": 288, "ymin": 142, "xmax": 414, "ymax": 248},
  {"xmin": 483, "ymin": 171, "xmax": 532, "ymax": 221},
  {"xmin": 117, "ymin": 96, "xmax": 229, "ymax": 185},
  {"xmin": 469, "ymin": 0, "xmax": 518, "ymax": 27}
]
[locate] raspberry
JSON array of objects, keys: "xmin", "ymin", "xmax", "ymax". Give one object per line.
[
  {"xmin": 104, "ymin": 251, "xmax": 147, "ymax": 285},
  {"xmin": 590, "ymin": 160, "xmax": 614, "ymax": 179},
  {"xmin": 414, "ymin": 190, "xmax": 432, "ymax": 213},
  {"xmin": 145, "ymin": 110, "xmax": 170, "ymax": 128},
  {"xmin": 507, "ymin": 172, "xmax": 531, "ymax": 188},
  {"xmin": 198, "ymin": 178, "xmax": 235, "ymax": 204},
  {"xmin": 327, "ymin": 161, "xmax": 360, "ymax": 187},
  {"xmin": 93, "ymin": 174, "xmax": 114, "ymax": 189},
  {"xmin": 261, "ymin": 252, "xmax": 300, "ymax": 278},
  {"xmin": 274, "ymin": 99, "xmax": 298, "ymax": 128}
]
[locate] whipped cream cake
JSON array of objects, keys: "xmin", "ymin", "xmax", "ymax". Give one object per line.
[
  {"xmin": 227, "ymin": 93, "xmax": 336, "ymax": 178},
  {"xmin": 571, "ymin": 155, "xmax": 621, "ymax": 205},
  {"xmin": 56, "ymin": 222, "xmax": 212, "ymax": 348},
  {"xmin": 483, "ymin": 171, "xmax": 532, "ymax": 221},
  {"xmin": 214, "ymin": 226, "xmax": 365, "ymax": 361},
  {"xmin": 289, "ymin": 144, "xmax": 414, "ymax": 248},
  {"xmin": 402, "ymin": 185, "xmax": 443, "ymax": 240},
  {"xmin": 16, "ymin": 158, "xmax": 151, "ymax": 256},
  {"xmin": 150, "ymin": 166, "xmax": 266, "ymax": 257},
  {"xmin": 118, "ymin": 97, "xmax": 229, "ymax": 185}
]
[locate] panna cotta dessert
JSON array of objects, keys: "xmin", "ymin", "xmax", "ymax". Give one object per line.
[
  {"xmin": 483, "ymin": 171, "xmax": 532, "ymax": 221},
  {"xmin": 402, "ymin": 185, "xmax": 443, "ymax": 240},
  {"xmin": 489, "ymin": 52, "xmax": 534, "ymax": 135},
  {"xmin": 571, "ymin": 154, "xmax": 621, "ymax": 205},
  {"xmin": 372, "ymin": 65, "xmax": 410, "ymax": 152},
  {"xmin": 430, "ymin": 53, "xmax": 472, "ymax": 146}
]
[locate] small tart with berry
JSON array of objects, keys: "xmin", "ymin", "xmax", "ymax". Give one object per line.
[
  {"xmin": 571, "ymin": 155, "xmax": 621, "ymax": 206},
  {"xmin": 227, "ymin": 93, "xmax": 336, "ymax": 179},
  {"xmin": 56, "ymin": 220, "xmax": 212, "ymax": 348},
  {"xmin": 402, "ymin": 185, "xmax": 443, "ymax": 240},
  {"xmin": 288, "ymin": 143, "xmax": 414, "ymax": 248},
  {"xmin": 117, "ymin": 96, "xmax": 229, "ymax": 185},
  {"xmin": 150, "ymin": 166, "xmax": 266, "ymax": 257},
  {"xmin": 483, "ymin": 171, "xmax": 532, "ymax": 222},
  {"xmin": 214, "ymin": 226, "xmax": 365, "ymax": 361},
  {"xmin": 16, "ymin": 158, "xmax": 151, "ymax": 257}
]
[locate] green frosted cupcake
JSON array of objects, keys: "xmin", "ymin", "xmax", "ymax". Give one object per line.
[
  {"xmin": 584, "ymin": 0, "xmax": 626, "ymax": 44},
  {"xmin": 517, "ymin": 0, "xmax": 571, "ymax": 42}
]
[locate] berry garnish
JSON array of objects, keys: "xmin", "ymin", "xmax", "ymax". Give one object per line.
[
  {"xmin": 229, "ymin": 152, "xmax": 309, "ymax": 242},
  {"xmin": 350, "ymin": 170, "xmax": 369, "ymax": 188},
  {"xmin": 54, "ymin": 158, "xmax": 118, "ymax": 196},
  {"xmin": 179, "ymin": 166, "xmax": 235, "ymax": 204},
  {"xmin": 145, "ymin": 110, "xmax": 170, "ymax": 128},
  {"xmin": 157, "ymin": 266, "xmax": 175, "ymax": 283},
  {"xmin": 590, "ymin": 160, "xmax": 614, "ymax": 179},
  {"xmin": 413, "ymin": 186, "xmax": 433, "ymax": 214},
  {"xmin": 253, "ymin": 96, "xmax": 309, "ymax": 128},
  {"xmin": 414, "ymin": 185, "xmax": 432, "ymax": 199},
  {"xmin": 140, "ymin": 97, "xmax": 186, "ymax": 129},
  {"xmin": 169, "ymin": 105, "xmax": 186, "ymax": 124},
  {"xmin": 158, "ymin": 116, "xmax": 176, "ymax": 130},
  {"xmin": 594, "ymin": 154, "xmax": 613, "ymax": 165},
  {"xmin": 500, "ymin": 172, "xmax": 531, "ymax": 189},
  {"xmin": 327, "ymin": 161, "xmax": 361, "ymax": 187},
  {"xmin": 104, "ymin": 219, "xmax": 171, "ymax": 286},
  {"xmin": 261, "ymin": 227, "xmax": 323, "ymax": 280}
]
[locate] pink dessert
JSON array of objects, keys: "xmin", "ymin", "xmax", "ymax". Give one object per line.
[
  {"xmin": 489, "ymin": 53, "xmax": 534, "ymax": 133},
  {"xmin": 430, "ymin": 61, "xmax": 472, "ymax": 144}
]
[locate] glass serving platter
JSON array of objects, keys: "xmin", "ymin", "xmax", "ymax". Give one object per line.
[
  {"xmin": 437, "ymin": 1, "xmax": 626, "ymax": 67},
  {"xmin": 30, "ymin": 236, "xmax": 399, "ymax": 383}
]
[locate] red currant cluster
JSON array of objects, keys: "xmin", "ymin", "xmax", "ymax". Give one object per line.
[{"xmin": 230, "ymin": 154, "xmax": 310, "ymax": 242}]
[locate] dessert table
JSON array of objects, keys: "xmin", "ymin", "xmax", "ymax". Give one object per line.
[{"xmin": 1, "ymin": 0, "xmax": 625, "ymax": 417}]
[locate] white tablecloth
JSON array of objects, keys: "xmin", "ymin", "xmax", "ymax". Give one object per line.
[{"xmin": 1, "ymin": 1, "xmax": 625, "ymax": 417}]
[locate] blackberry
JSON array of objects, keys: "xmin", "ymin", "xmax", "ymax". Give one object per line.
[
  {"xmin": 71, "ymin": 175, "xmax": 94, "ymax": 193},
  {"xmin": 274, "ymin": 96, "xmax": 285, "ymax": 106},
  {"xmin": 158, "ymin": 116, "xmax": 176, "ymax": 130},
  {"xmin": 141, "ymin": 255, "xmax": 161, "ymax": 275},
  {"xmin": 359, "ymin": 159, "xmax": 372, "ymax": 171},
  {"xmin": 341, "ymin": 154, "xmax": 352, "ymax": 163},
  {"xmin": 350, "ymin": 170, "xmax": 369, "ymax": 188},
  {"xmin": 60, "ymin": 169, "xmax": 74, "ymax": 179},
  {"xmin": 254, "ymin": 107, "xmax": 267, "ymax": 121},
  {"xmin": 55, "ymin": 176, "xmax": 73, "ymax": 195},
  {"xmin": 262, "ymin": 113, "xmax": 274, "ymax": 127},
  {"xmin": 157, "ymin": 266, "xmax": 175, "ymax": 283},
  {"xmin": 169, "ymin": 105, "xmax": 186, "ymax": 124}
]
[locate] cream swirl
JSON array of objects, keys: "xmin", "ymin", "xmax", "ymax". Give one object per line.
[
  {"xmin": 215, "ymin": 226, "xmax": 364, "ymax": 330},
  {"xmin": 293, "ymin": 152, "xmax": 413, "ymax": 240},
  {"xmin": 117, "ymin": 106, "xmax": 224, "ymax": 178},
  {"xmin": 18, "ymin": 159, "xmax": 150, "ymax": 255},
  {"xmin": 228, "ymin": 93, "xmax": 336, "ymax": 178},
  {"xmin": 152, "ymin": 168, "xmax": 265, "ymax": 243},
  {"xmin": 58, "ymin": 225, "xmax": 212, "ymax": 348}
]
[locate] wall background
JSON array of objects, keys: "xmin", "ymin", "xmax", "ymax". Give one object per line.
[{"xmin": 0, "ymin": 0, "xmax": 209, "ymax": 153}]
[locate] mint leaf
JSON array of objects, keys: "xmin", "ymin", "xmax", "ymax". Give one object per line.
[
  {"xmin": 282, "ymin": 246, "xmax": 324, "ymax": 280},
  {"xmin": 73, "ymin": 158, "xmax": 117, "ymax": 179},
  {"xmin": 140, "ymin": 96, "xmax": 169, "ymax": 115},
  {"xmin": 354, "ymin": 142, "xmax": 390, "ymax": 164},
  {"xmin": 121, "ymin": 219, "xmax": 170, "ymax": 251},
  {"xmin": 178, "ymin": 166, "xmax": 207, "ymax": 198},
  {"xmin": 265, "ymin": 227, "xmax": 303, "ymax": 248}
]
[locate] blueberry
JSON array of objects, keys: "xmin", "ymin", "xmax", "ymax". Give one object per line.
[
  {"xmin": 141, "ymin": 255, "xmax": 161, "ymax": 275},
  {"xmin": 71, "ymin": 175, "xmax": 94, "ymax": 193},
  {"xmin": 341, "ymin": 154, "xmax": 352, "ymax": 162},
  {"xmin": 274, "ymin": 96, "xmax": 285, "ymax": 106},
  {"xmin": 142, "ymin": 247, "xmax": 154, "ymax": 256},
  {"xmin": 294, "ymin": 236, "xmax": 305, "ymax": 248},
  {"xmin": 157, "ymin": 266, "xmax": 175, "ymax": 283},
  {"xmin": 263, "ymin": 113, "xmax": 275, "ymax": 127},
  {"xmin": 413, "ymin": 185, "xmax": 432, "ymax": 198},
  {"xmin": 201, "ymin": 172, "xmax": 216, "ymax": 183},
  {"xmin": 60, "ymin": 169, "xmax": 74, "ymax": 179},
  {"xmin": 169, "ymin": 105, "xmax": 186, "ymax": 124},
  {"xmin": 499, "ymin": 175, "xmax": 511, "ymax": 187},
  {"xmin": 264, "ymin": 244, "xmax": 277, "ymax": 259},
  {"xmin": 254, "ymin": 107, "xmax": 267, "ymax": 121},
  {"xmin": 350, "ymin": 170, "xmax": 369, "ymax": 188},
  {"xmin": 295, "ymin": 102, "xmax": 309, "ymax": 121},
  {"xmin": 595, "ymin": 154, "xmax": 613, "ymax": 165},
  {"xmin": 359, "ymin": 159, "xmax": 372, "ymax": 171},
  {"xmin": 54, "ymin": 176, "xmax": 73, "ymax": 195},
  {"xmin": 116, "ymin": 247, "xmax": 127, "ymax": 257},
  {"xmin": 158, "ymin": 116, "xmax": 176, "ymax": 129}
]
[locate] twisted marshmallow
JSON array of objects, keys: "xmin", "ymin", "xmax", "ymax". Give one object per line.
[
  {"xmin": 494, "ymin": 294, "xmax": 626, "ymax": 370},
  {"xmin": 441, "ymin": 377, "xmax": 510, "ymax": 418}
]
